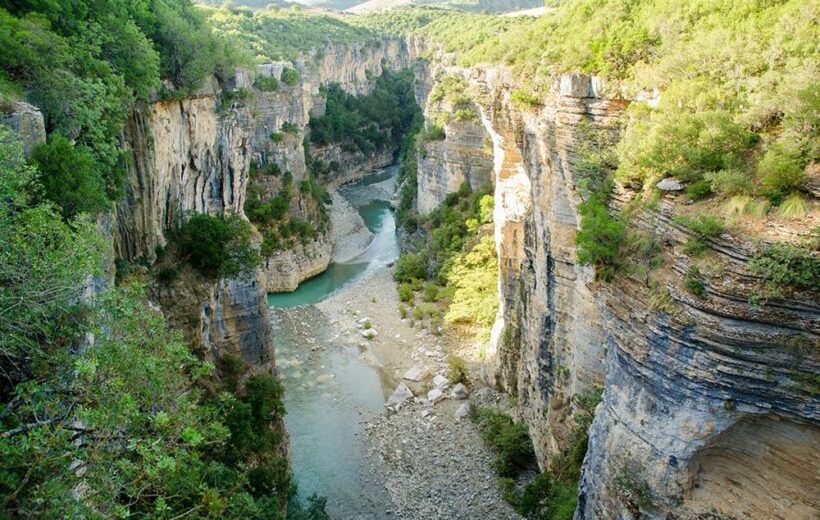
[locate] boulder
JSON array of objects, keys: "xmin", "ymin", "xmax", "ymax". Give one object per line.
[
  {"xmin": 403, "ymin": 366, "xmax": 428, "ymax": 382},
  {"xmin": 360, "ymin": 328, "xmax": 378, "ymax": 339},
  {"xmin": 385, "ymin": 382, "xmax": 414, "ymax": 411},
  {"xmin": 427, "ymin": 388, "xmax": 446, "ymax": 404},
  {"xmin": 432, "ymin": 374, "xmax": 449, "ymax": 389},
  {"xmin": 656, "ymin": 177, "xmax": 685, "ymax": 191},
  {"xmin": 451, "ymin": 383, "xmax": 469, "ymax": 400},
  {"xmin": 454, "ymin": 402, "xmax": 471, "ymax": 421}
]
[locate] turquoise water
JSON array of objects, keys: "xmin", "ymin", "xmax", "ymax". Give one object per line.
[
  {"xmin": 267, "ymin": 167, "xmax": 399, "ymax": 308},
  {"xmin": 269, "ymin": 167, "xmax": 399, "ymax": 517}
]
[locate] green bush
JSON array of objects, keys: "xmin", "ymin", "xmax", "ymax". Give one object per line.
[
  {"xmin": 685, "ymin": 265, "xmax": 706, "ymax": 298},
  {"xmin": 511, "ymin": 89, "xmax": 540, "ymax": 107},
  {"xmin": 576, "ymin": 193, "xmax": 626, "ymax": 281},
  {"xmin": 281, "ymin": 121, "xmax": 299, "ymax": 134},
  {"xmin": 395, "ymin": 252, "xmax": 427, "ymax": 283},
  {"xmin": 420, "ymin": 124, "xmax": 446, "ymax": 142},
  {"xmin": 397, "ymin": 283, "xmax": 415, "ymax": 304},
  {"xmin": 173, "ymin": 212, "xmax": 260, "ymax": 279},
  {"xmin": 685, "ymin": 179, "xmax": 713, "ymax": 201},
  {"xmin": 398, "ymin": 304, "xmax": 408, "ymax": 318},
  {"xmin": 673, "ymin": 214, "xmax": 725, "ymax": 238},
  {"xmin": 156, "ymin": 266, "xmax": 179, "ymax": 283},
  {"xmin": 29, "ymin": 135, "xmax": 109, "ymax": 219},
  {"xmin": 472, "ymin": 407, "xmax": 535, "ymax": 477},
  {"xmin": 270, "ymin": 131, "xmax": 284, "ymax": 142},
  {"xmin": 422, "ymin": 283, "xmax": 440, "ymax": 302},
  {"xmin": 747, "ymin": 243, "xmax": 820, "ymax": 292},
  {"xmin": 281, "ymin": 67, "xmax": 299, "ymax": 86},
  {"xmin": 447, "ymin": 354, "xmax": 467, "ymax": 384},
  {"xmin": 254, "ymin": 75, "xmax": 279, "ymax": 92},
  {"xmin": 758, "ymin": 142, "xmax": 806, "ymax": 204}
]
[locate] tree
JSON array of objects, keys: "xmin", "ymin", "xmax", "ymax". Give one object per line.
[
  {"xmin": 29, "ymin": 134, "xmax": 109, "ymax": 219},
  {"xmin": 173, "ymin": 212, "xmax": 261, "ymax": 279}
]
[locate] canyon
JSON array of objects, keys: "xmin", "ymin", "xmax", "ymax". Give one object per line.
[{"xmin": 4, "ymin": 27, "xmax": 816, "ymax": 520}]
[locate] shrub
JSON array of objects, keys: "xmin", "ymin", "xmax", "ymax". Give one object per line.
[
  {"xmin": 281, "ymin": 67, "xmax": 299, "ymax": 86},
  {"xmin": 398, "ymin": 304, "xmax": 408, "ymax": 318},
  {"xmin": 511, "ymin": 89, "xmax": 540, "ymax": 107},
  {"xmin": 394, "ymin": 252, "xmax": 427, "ymax": 283},
  {"xmin": 447, "ymin": 354, "xmax": 467, "ymax": 385},
  {"xmin": 420, "ymin": 124, "xmax": 446, "ymax": 142},
  {"xmin": 704, "ymin": 169, "xmax": 753, "ymax": 198},
  {"xmin": 576, "ymin": 193, "xmax": 626, "ymax": 281},
  {"xmin": 254, "ymin": 75, "xmax": 279, "ymax": 92},
  {"xmin": 454, "ymin": 108, "xmax": 478, "ymax": 122},
  {"xmin": 685, "ymin": 265, "xmax": 706, "ymax": 298},
  {"xmin": 30, "ymin": 135, "xmax": 109, "ymax": 219},
  {"xmin": 472, "ymin": 407, "xmax": 535, "ymax": 477},
  {"xmin": 173, "ymin": 212, "xmax": 260, "ymax": 279},
  {"xmin": 747, "ymin": 243, "xmax": 820, "ymax": 292},
  {"xmin": 758, "ymin": 142, "xmax": 806, "ymax": 204},
  {"xmin": 281, "ymin": 121, "xmax": 299, "ymax": 134},
  {"xmin": 685, "ymin": 179, "xmax": 712, "ymax": 201},
  {"xmin": 397, "ymin": 283, "xmax": 415, "ymax": 304},
  {"xmin": 673, "ymin": 214, "xmax": 724, "ymax": 238},
  {"xmin": 422, "ymin": 283, "xmax": 440, "ymax": 302},
  {"xmin": 156, "ymin": 266, "xmax": 179, "ymax": 283},
  {"xmin": 270, "ymin": 132, "xmax": 284, "ymax": 142}
]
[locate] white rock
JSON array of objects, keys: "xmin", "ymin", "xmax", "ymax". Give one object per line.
[
  {"xmin": 427, "ymin": 388, "xmax": 446, "ymax": 404},
  {"xmin": 356, "ymin": 317, "xmax": 371, "ymax": 325},
  {"xmin": 360, "ymin": 328, "xmax": 378, "ymax": 339},
  {"xmin": 656, "ymin": 177, "xmax": 685, "ymax": 191},
  {"xmin": 403, "ymin": 366, "xmax": 428, "ymax": 382},
  {"xmin": 432, "ymin": 374, "xmax": 449, "ymax": 389},
  {"xmin": 421, "ymin": 409, "xmax": 433, "ymax": 419},
  {"xmin": 454, "ymin": 401, "xmax": 471, "ymax": 421},
  {"xmin": 385, "ymin": 382, "xmax": 414, "ymax": 411},
  {"xmin": 451, "ymin": 383, "xmax": 469, "ymax": 400}
]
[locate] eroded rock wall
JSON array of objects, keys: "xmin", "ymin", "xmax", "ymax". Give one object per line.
[{"xmin": 415, "ymin": 58, "xmax": 820, "ymax": 519}]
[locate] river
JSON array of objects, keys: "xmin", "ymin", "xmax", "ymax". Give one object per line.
[{"xmin": 268, "ymin": 166, "xmax": 400, "ymax": 517}]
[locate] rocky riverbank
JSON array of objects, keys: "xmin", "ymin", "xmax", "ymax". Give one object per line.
[{"xmin": 316, "ymin": 266, "xmax": 523, "ymax": 519}]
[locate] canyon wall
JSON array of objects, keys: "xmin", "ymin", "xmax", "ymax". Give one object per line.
[{"xmin": 414, "ymin": 54, "xmax": 819, "ymax": 519}]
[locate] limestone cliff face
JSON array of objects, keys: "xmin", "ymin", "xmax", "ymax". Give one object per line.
[
  {"xmin": 414, "ymin": 58, "xmax": 820, "ymax": 519},
  {"xmin": 415, "ymin": 71, "xmax": 494, "ymax": 214},
  {"xmin": 312, "ymin": 143, "xmax": 395, "ymax": 189}
]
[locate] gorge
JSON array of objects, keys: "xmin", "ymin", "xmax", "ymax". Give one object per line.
[{"xmin": 0, "ymin": 2, "xmax": 817, "ymax": 519}]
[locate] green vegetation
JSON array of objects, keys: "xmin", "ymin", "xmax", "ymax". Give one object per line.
[
  {"xmin": 748, "ymin": 243, "xmax": 820, "ymax": 293},
  {"xmin": 172, "ymin": 212, "xmax": 260, "ymax": 279},
  {"xmin": 254, "ymin": 75, "xmax": 279, "ymax": 92},
  {"xmin": 673, "ymin": 215, "xmax": 725, "ymax": 257},
  {"xmin": 359, "ymin": 2, "xmax": 818, "ymax": 268},
  {"xmin": 0, "ymin": 0, "xmax": 246, "ymax": 216},
  {"xmin": 395, "ymin": 252, "xmax": 427, "ymax": 283},
  {"xmin": 444, "ymin": 235, "xmax": 498, "ymax": 340},
  {"xmin": 0, "ymin": 128, "xmax": 297, "ymax": 517},
  {"xmin": 447, "ymin": 354, "xmax": 468, "ymax": 385},
  {"xmin": 203, "ymin": 6, "xmax": 377, "ymax": 63},
  {"xmin": 281, "ymin": 67, "xmax": 299, "ymax": 86},
  {"xmin": 309, "ymin": 69, "xmax": 418, "ymax": 159},
  {"xmin": 685, "ymin": 265, "xmax": 706, "ymax": 298},
  {"xmin": 472, "ymin": 407, "xmax": 535, "ymax": 477}
]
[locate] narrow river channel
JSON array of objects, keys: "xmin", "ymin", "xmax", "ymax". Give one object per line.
[{"xmin": 268, "ymin": 166, "xmax": 400, "ymax": 517}]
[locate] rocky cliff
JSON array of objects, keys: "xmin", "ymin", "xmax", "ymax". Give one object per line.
[{"xmin": 412, "ymin": 55, "xmax": 819, "ymax": 519}]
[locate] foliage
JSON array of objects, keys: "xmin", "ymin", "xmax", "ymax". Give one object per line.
[
  {"xmin": 280, "ymin": 67, "xmax": 299, "ymax": 86},
  {"xmin": 747, "ymin": 243, "xmax": 820, "ymax": 292},
  {"xmin": 394, "ymin": 252, "xmax": 427, "ymax": 283},
  {"xmin": 685, "ymin": 265, "xmax": 706, "ymax": 298},
  {"xmin": 0, "ymin": 128, "xmax": 104, "ymax": 393},
  {"xmin": 443, "ymin": 235, "xmax": 499, "ymax": 338},
  {"xmin": 309, "ymin": 69, "xmax": 417, "ymax": 158},
  {"xmin": 172, "ymin": 212, "xmax": 260, "ymax": 279},
  {"xmin": 419, "ymin": 124, "xmax": 446, "ymax": 142},
  {"xmin": 0, "ymin": 0, "xmax": 245, "ymax": 208},
  {"xmin": 397, "ymin": 283, "xmax": 415, "ymax": 304},
  {"xmin": 203, "ymin": 6, "xmax": 378, "ymax": 63},
  {"xmin": 575, "ymin": 192, "xmax": 626, "ymax": 281},
  {"xmin": 358, "ymin": 1, "xmax": 819, "ymax": 213},
  {"xmin": 446, "ymin": 354, "xmax": 467, "ymax": 385},
  {"xmin": 472, "ymin": 407, "xmax": 535, "ymax": 477},
  {"xmin": 29, "ymin": 134, "xmax": 109, "ymax": 219},
  {"xmin": 254, "ymin": 75, "xmax": 279, "ymax": 92},
  {"xmin": 281, "ymin": 121, "xmax": 299, "ymax": 134}
]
